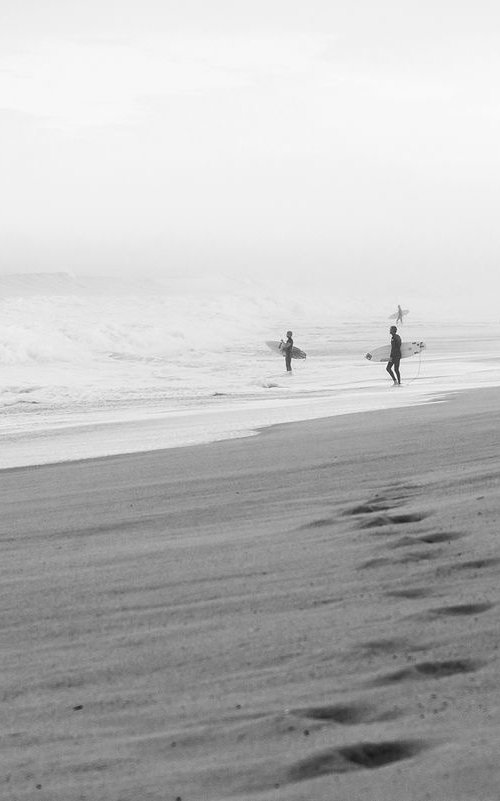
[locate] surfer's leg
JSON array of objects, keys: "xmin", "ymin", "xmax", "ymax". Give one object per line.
[
  {"xmin": 285, "ymin": 353, "xmax": 292, "ymax": 372},
  {"xmin": 393, "ymin": 359, "xmax": 401, "ymax": 384},
  {"xmin": 386, "ymin": 360, "xmax": 396, "ymax": 383}
]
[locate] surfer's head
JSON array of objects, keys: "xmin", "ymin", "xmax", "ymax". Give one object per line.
[
  {"xmin": 287, "ymin": 330, "xmax": 292, "ymax": 337},
  {"xmin": 390, "ymin": 325, "xmax": 397, "ymax": 334}
]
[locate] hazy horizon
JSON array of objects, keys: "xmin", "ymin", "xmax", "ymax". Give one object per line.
[{"xmin": 2, "ymin": 1, "xmax": 500, "ymax": 304}]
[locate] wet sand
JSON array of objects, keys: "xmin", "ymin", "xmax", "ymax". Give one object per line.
[{"xmin": 2, "ymin": 388, "xmax": 500, "ymax": 800}]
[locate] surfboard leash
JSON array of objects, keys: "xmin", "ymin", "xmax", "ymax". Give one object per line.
[{"xmin": 405, "ymin": 349, "xmax": 423, "ymax": 385}]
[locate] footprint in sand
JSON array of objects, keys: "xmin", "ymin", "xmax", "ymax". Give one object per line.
[
  {"xmin": 417, "ymin": 531, "xmax": 464, "ymax": 544},
  {"xmin": 290, "ymin": 700, "xmax": 402, "ymax": 725},
  {"xmin": 358, "ymin": 511, "xmax": 429, "ymax": 529},
  {"xmin": 391, "ymin": 532, "xmax": 464, "ymax": 549},
  {"xmin": 368, "ymin": 658, "xmax": 481, "ymax": 686},
  {"xmin": 343, "ymin": 500, "xmax": 395, "ymax": 516},
  {"xmin": 287, "ymin": 739, "xmax": 428, "ymax": 781},
  {"xmin": 421, "ymin": 602, "xmax": 494, "ymax": 619},
  {"xmin": 436, "ymin": 557, "xmax": 500, "ymax": 577}
]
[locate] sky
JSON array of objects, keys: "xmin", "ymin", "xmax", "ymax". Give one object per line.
[{"xmin": 1, "ymin": 1, "xmax": 500, "ymax": 299}]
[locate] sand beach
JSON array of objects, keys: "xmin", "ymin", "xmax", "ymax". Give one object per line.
[{"xmin": 3, "ymin": 387, "xmax": 500, "ymax": 801}]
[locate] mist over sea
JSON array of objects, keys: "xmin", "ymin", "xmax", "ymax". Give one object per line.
[{"xmin": 1, "ymin": 272, "xmax": 499, "ymax": 468}]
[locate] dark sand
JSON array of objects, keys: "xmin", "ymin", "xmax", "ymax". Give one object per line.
[{"xmin": 2, "ymin": 388, "xmax": 500, "ymax": 800}]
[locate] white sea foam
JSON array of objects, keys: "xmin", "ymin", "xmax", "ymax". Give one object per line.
[{"xmin": 1, "ymin": 272, "xmax": 499, "ymax": 468}]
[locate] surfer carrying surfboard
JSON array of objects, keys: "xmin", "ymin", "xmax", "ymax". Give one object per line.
[
  {"xmin": 396, "ymin": 305, "xmax": 404, "ymax": 324},
  {"xmin": 386, "ymin": 325, "xmax": 402, "ymax": 385},
  {"xmin": 280, "ymin": 331, "xmax": 294, "ymax": 372}
]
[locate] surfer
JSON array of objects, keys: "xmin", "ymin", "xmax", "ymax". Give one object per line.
[
  {"xmin": 386, "ymin": 325, "xmax": 402, "ymax": 385},
  {"xmin": 396, "ymin": 305, "xmax": 404, "ymax": 324},
  {"xmin": 280, "ymin": 330, "xmax": 294, "ymax": 372}
]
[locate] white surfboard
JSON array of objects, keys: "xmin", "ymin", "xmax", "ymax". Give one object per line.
[
  {"xmin": 365, "ymin": 341, "xmax": 425, "ymax": 362},
  {"xmin": 388, "ymin": 309, "xmax": 409, "ymax": 320},
  {"xmin": 265, "ymin": 340, "xmax": 307, "ymax": 359}
]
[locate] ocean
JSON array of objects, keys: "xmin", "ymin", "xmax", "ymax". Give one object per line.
[{"xmin": 1, "ymin": 272, "xmax": 499, "ymax": 469}]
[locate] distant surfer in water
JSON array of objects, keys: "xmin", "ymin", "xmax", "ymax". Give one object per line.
[
  {"xmin": 396, "ymin": 305, "xmax": 404, "ymax": 324},
  {"xmin": 280, "ymin": 330, "xmax": 294, "ymax": 372},
  {"xmin": 386, "ymin": 325, "xmax": 402, "ymax": 385}
]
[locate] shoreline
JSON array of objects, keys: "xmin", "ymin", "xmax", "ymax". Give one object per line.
[{"xmin": 0, "ymin": 380, "xmax": 451, "ymax": 471}]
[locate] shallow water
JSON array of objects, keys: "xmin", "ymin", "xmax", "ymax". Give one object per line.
[{"xmin": 1, "ymin": 274, "xmax": 499, "ymax": 468}]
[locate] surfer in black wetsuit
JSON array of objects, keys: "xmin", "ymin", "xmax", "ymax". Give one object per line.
[
  {"xmin": 386, "ymin": 325, "xmax": 402, "ymax": 385},
  {"xmin": 281, "ymin": 330, "xmax": 293, "ymax": 372}
]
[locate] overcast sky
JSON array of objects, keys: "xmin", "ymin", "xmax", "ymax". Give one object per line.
[{"xmin": 1, "ymin": 1, "xmax": 500, "ymax": 296}]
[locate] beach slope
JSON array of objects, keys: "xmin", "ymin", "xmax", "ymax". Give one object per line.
[{"xmin": 2, "ymin": 389, "xmax": 500, "ymax": 800}]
